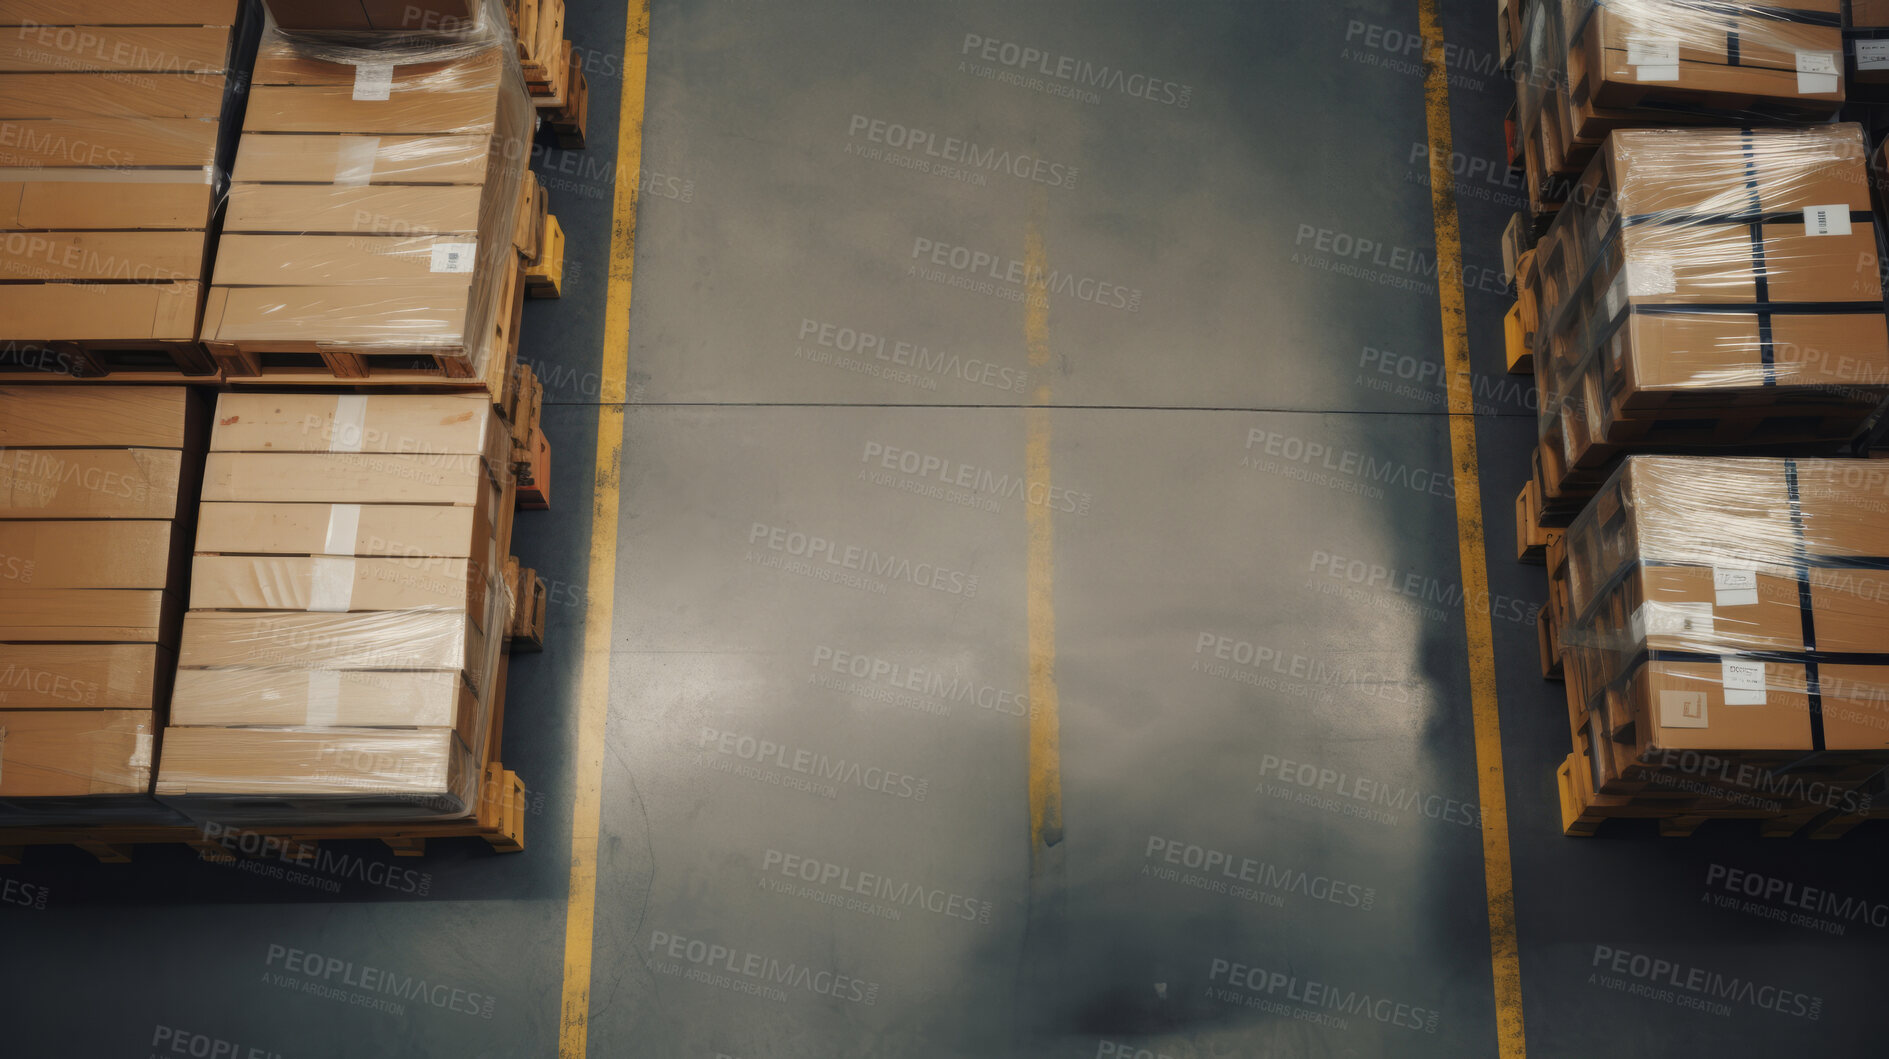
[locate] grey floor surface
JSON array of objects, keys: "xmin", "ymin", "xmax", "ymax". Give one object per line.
[{"xmin": 3, "ymin": 1, "xmax": 1888, "ymax": 1057}]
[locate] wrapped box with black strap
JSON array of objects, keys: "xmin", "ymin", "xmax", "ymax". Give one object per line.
[
  {"xmin": 1529, "ymin": 124, "xmax": 1889, "ymax": 492},
  {"xmin": 1558, "ymin": 456, "xmax": 1889, "ymax": 809}
]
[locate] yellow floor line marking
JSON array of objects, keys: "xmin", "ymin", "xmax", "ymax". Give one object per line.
[
  {"xmin": 1024, "ymin": 187, "xmax": 1063, "ymax": 860},
  {"xmin": 1417, "ymin": 3, "xmax": 1526, "ymax": 1055},
  {"xmin": 559, "ymin": 2, "xmax": 650, "ymax": 1055}
]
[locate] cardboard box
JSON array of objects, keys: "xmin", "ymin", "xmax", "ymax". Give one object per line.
[
  {"xmin": 0, "ymin": 175, "xmax": 217, "ymax": 230},
  {"xmin": 1583, "ymin": 10, "xmax": 1843, "ymax": 109},
  {"xmin": 202, "ymin": 451, "xmax": 491, "ymax": 505},
  {"xmin": 0, "ymin": 520, "xmax": 177, "ymax": 589},
  {"xmin": 177, "ymin": 608, "xmax": 481, "ymax": 677},
  {"xmin": 154, "ymin": 725, "xmax": 465, "ymax": 803},
  {"xmin": 0, "ymin": 230, "xmax": 207, "ymax": 283},
  {"xmin": 210, "ymin": 391, "xmax": 503, "ymax": 457},
  {"xmin": 0, "ymin": 448, "xmax": 183, "ymax": 519},
  {"xmin": 242, "ymin": 84, "xmax": 501, "ymax": 136},
  {"xmin": 0, "ymin": 1, "xmax": 241, "ymax": 25},
  {"xmin": 261, "ymin": 0, "xmax": 478, "ymax": 31},
  {"xmin": 229, "ymin": 133, "xmax": 492, "ymax": 185},
  {"xmin": 188, "ymin": 554, "xmax": 488, "ymax": 625},
  {"xmin": 0, "ymin": 386, "xmax": 198, "ymax": 448},
  {"xmin": 1606, "ymin": 127, "xmax": 1870, "ymax": 219},
  {"xmin": 0, "ymin": 709, "xmax": 153, "ymax": 796},
  {"xmin": 171, "ymin": 668, "xmax": 478, "ymax": 751},
  {"xmin": 1807, "ymin": 568, "xmax": 1889, "ymax": 653},
  {"xmin": 0, "ymin": 588, "xmax": 174, "ymax": 642},
  {"xmin": 1632, "ymin": 659, "xmax": 1815, "ymax": 753},
  {"xmin": 0, "ymin": 117, "xmax": 221, "ymax": 168},
  {"xmin": 1814, "ymin": 665, "xmax": 1889, "ymax": 751},
  {"xmin": 0, "ymin": 644, "xmax": 161, "ymax": 709},
  {"xmin": 0, "ymin": 281, "xmax": 201, "ymax": 342},
  {"xmin": 199, "ymin": 283, "xmax": 471, "ymax": 352},
  {"xmin": 0, "ymin": 73, "xmax": 229, "ymax": 120},
  {"xmin": 252, "ymin": 44, "xmax": 501, "ymax": 88},
  {"xmin": 0, "ymin": 26, "xmax": 232, "ymax": 74},
  {"xmin": 224, "ymin": 184, "xmax": 483, "ymax": 235},
  {"xmin": 195, "ymin": 499, "xmax": 492, "ymax": 559},
  {"xmin": 212, "ymin": 233, "xmax": 487, "ymax": 285}
]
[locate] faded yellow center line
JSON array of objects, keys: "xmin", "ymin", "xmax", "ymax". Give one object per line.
[
  {"xmin": 1417, "ymin": 1, "xmax": 1526, "ymax": 1055},
  {"xmin": 1024, "ymin": 187, "xmax": 1063, "ymax": 858},
  {"xmin": 559, "ymin": 1, "xmax": 650, "ymax": 1055}
]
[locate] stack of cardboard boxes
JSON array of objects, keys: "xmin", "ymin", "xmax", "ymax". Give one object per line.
[
  {"xmin": 202, "ymin": 0, "xmax": 532, "ymax": 389},
  {"xmin": 1531, "ymin": 124, "xmax": 1889, "ymax": 498},
  {"xmin": 0, "ymin": 1, "xmax": 250, "ymax": 369},
  {"xmin": 0, "ymin": 387, "xmax": 205, "ymax": 817},
  {"xmin": 1514, "ymin": 0, "xmax": 1844, "ymax": 216},
  {"xmin": 1555, "ymin": 456, "xmax": 1889, "ymax": 825},
  {"xmin": 156, "ymin": 393, "xmax": 513, "ymax": 823}
]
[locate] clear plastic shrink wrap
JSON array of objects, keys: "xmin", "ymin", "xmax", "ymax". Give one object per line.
[
  {"xmin": 0, "ymin": 386, "xmax": 205, "ymax": 824},
  {"xmin": 1515, "ymin": 1, "xmax": 1844, "ymax": 209},
  {"xmin": 203, "ymin": 0, "xmax": 532, "ymax": 388},
  {"xmin": 1559, "ymin": 456, "xmax": 1889, "ymax": 799},
  {"xmin": 1530, "ymin": 123, "xmax": 1889, "ymax": 489},
  {"xmin": 0, "ymin": 1, "xmax": 254, "ymax": 355},
  {"xmin": 155, "ymin": 393, "xmax": 515, "ymax": 825}
]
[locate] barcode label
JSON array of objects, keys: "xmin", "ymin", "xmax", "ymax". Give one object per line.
[
  {"xmin": 1803, "ymin": 205, "xmax": 1851, "ymax": 237},
  {"xmin": 430, "ymin": 242, "xmax": 478, "ymax": 273},
  {"xmin": 1627, "ymin": 39, "xmax": 1678, "ymax": 66},
  {"xmin": 1713, "ymin": 567, "xmax": 1758, "ymax": 607},
  {"xmin": 1797, "ymin": 50, "xmax": 1840, "ymax": 94},
  {"xmin": 353, "ymin": 63, "xmax": 394, "ymax": 101},
  {"xmin": 1859, "ymin": 40, "xmax": 1889, "ymax": 71}
]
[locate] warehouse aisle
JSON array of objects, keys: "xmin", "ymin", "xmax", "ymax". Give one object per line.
[{"xmin": 4, "ymin": 2, "xmax": 1889, "ymax": 1058}]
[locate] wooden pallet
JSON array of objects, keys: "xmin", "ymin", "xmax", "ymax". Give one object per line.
[
  {"xmin": 0, "ymin": 340, "xmax": 221, "ymax": 383},
  {"xmin": 503, "ymin": 555, "xmax": 546, "ymax": 652},
  {"xmin": 544, "ymin": 48, "xmax": 588, "ymax": 149},
  {"xmin": 526, "ymin": 214, "xmax": 564, "ymax": 298},
  {"xmin": 0, "ymin": 762, "xmax": 527, "ymax": 864}
]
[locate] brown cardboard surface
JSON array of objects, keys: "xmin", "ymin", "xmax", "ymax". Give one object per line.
[
  {"xmin": 0, "ymin": 116, "xmax": 221, "ymax": 168},
  {"xmin": 212, "ymin": 233, "xmax": 487, "ymax": 285},
  {"xmin": 201, "ymin": 452, "xmax": 490, "ymax": 505},
  {"xmin": 0, "ymin": 708, "xmax": 152, "ymax": 796},
  {"xmin": 210, "ymin": 392, "xmax": 501, "ymax": 456},
  {"xmin": 1634, "ymin": 660, "xmax": 1815, "ymax": 753},
  {"xmin": 171, "ymin": 668, "xmax": 477, "ymax": 751},
  {"xmin": 230, "ymin": 133, "xmax": 491, "ymax": 185},
  {"xmin": 154, "ymin": 725, "xmax": 462, "ymax": 800},
  {"xmin": 1620, "ymin": 311, "xmax": 1889, "ymax": 394},
  {"xmin": 1795, "ymin": 464, "xmax": 1889, "ymax": 557},
  {"xmin": 195, "ymin": 501, "xmax": 486, "ymax": 559},
  {"xmin": 177, "ymin": 608, "xmax": 478, "ymax": 673},
  {"xmin": 0, "ymin": 520, "xmax": 176, "ymax": 589},
  {"xmin": 1856, "ymin": 0, "xmax": 1889, "ymax": 24},
  {"xmin": 224, "ymin": 184, "xmax": 483, "ymax": 235},
  {"xmin": 0, "ymin": 73, "xmax": 228, "ymax": 120},
  {"xmin": 1607, "ymin": 126, "xmax": 1870, "ymax": 218},
  {"xmin": 0, "ymin": 644, "xmax": 161, "ymax": 709},
  {"xmin": 0, "ymin": 588, "xmax": 174, "ymax": 642},
  {"xmin": 0, "ymin": 230, "xmax": 207, "ymax": 282},
  {"xmin": 0, "ymin": 1, "xmax": 240, "ymax": 25},
  {"xmin": 361, "ymin": 0, "xmax": 478, "ymax": 30},
  {"xmin": 0, "ymin": 27, "xmax": 230, "ymax": 74},
  {"xmin": 0, "ymin": 386, "xmax": 195, "ymax": 448},
  {"xmin": 1814, "ymin": 665, "xmax": 1889, "ymax": 750},
  {"xmin": 1619, "ymin": 222, "xmax": 1879, "ymax": 305},
  {"xmin": 1807, "ymin": 568, "xmax": 1889, "ymax": 654},
  {"xmin": 1633, "ymin": 565, "xmax": 1806, "ymax": 656},
  {"xmin": 252, "ymin": 46, "xmax": 501, "ymax": 89},
  {"xmin": 259, "ymin": 0, "xmax": 372, "ymax": 30},
  {"xmin": 188, "ymin": 554, "xmax": 486, "ymax": 623},
  {"xmin": 0, "ymin": 178, "xmax": 216, "ymax": 229},
  {"xmin": 199, "ymin": 282, "xmax": 470, "ymax": 350},
  {"xmin": 0, "ymin": 448, "xmax": 183, "ymax": 519},
  {"xmin": 242, "ymin": 84, "xmax": 500, "ymax": 136},
  {"xmin": 0, "ymin": 281, "xmax": 200, "ymax": 342}
]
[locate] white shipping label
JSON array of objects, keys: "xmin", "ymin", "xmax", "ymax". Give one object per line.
[
  {"xmin": 1660, "ymin": 690, "xmax": 1710, "ymax": 729},
  {"xmin": 1797, "ymin": 51, "xmax": 1840, "ymax": 94},
  {"xmin": 1627, "ymin": 255, "xmax": 1676, "ymax": 297},
  {"xmin": 1636, "ymin": 63, "xmax": 1680, "ymax": 82},
  {"xmin": 1627, "ymin": 39, "xmax": 1679, "ymax": 66},
  {"xmin": 1722, "ymin": 660, "xmax": 1767, "ymax": 706},
  {"xmin": 430, "ymin": 242, "xmax": 478, "ymax": 273},
  {"xmin": 1803, "ymin": 205, "xmax": 1852, "ymax": 237},
  {"xmin": 1636, "ymin": 600, "xmax": 1715, "ymax": 640},
  {"xmin": 352, "ymin": 63, "xmax": 394, "ymax": 101},
  {"xmin": 1858, "ymin": 40, "xmax": 1889, "ymax": 71},
  {"xmin": 308, "ymin": 557, "xmax": 355, "ymax": 613},
  {"xmin": 1713, "ymin": 567, "xmax": 1759, "ymax": 607}
]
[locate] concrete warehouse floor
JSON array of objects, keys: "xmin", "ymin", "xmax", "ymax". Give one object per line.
[{"xmin": 6, "ymin": 1, "xmax": 1889, "ymax": 1056}]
